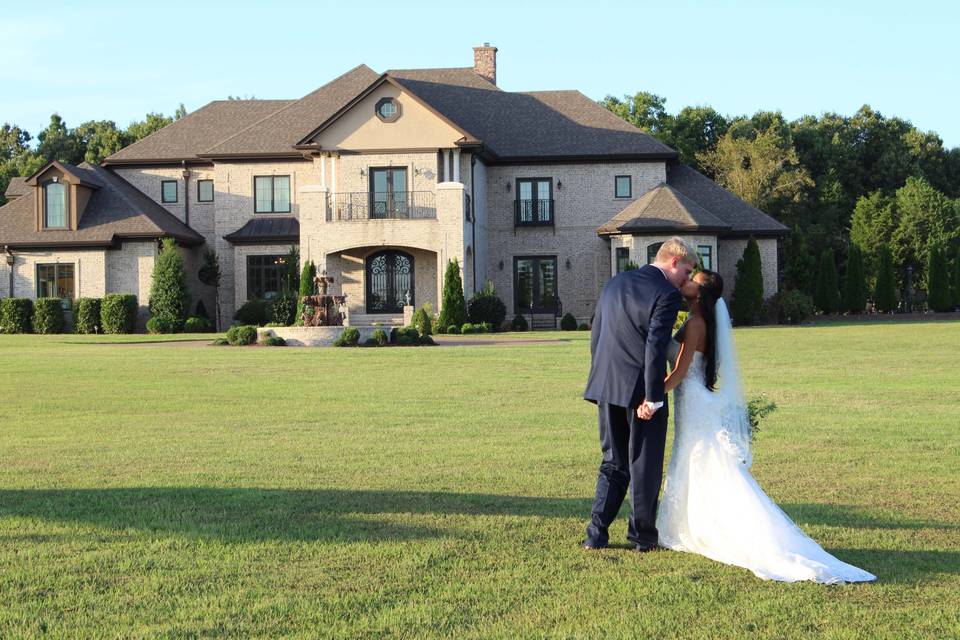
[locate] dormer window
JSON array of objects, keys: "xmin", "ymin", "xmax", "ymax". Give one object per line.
[
  {"xmin": 375, "ymin": 97, "xmax": 401, "ymax": 123},
  {"xmin": 44, "ymin": 181, "xmax": 67, "ymax": 228}
]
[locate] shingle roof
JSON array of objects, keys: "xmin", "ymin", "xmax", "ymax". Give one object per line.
[
  {"xmin": 104, "ymin": 99, "xmax": 294, "ymax": 163},
  {"xmin": 598, "ymin": 164, "xmax": 790, "ymax": 237},
  {"xmin": 202, "ymin": 65, "xmax": 380, "ymax": 157},
  {"xmin": 598, "ymin": 183, "xmax": 731, "ymax": 235},
  {"xmin": 223, "ymin": 216, "xmax": 299, "ymax": 244},
  {"xmin": 666, "ymin": 164, "xmax": 789, "ymax": 236},
  {"xmin": 4, "ymin": 177, "xmax": 28, "ymax": 199},
  {"xmin": 0, "ymin": 162, "xmax": 204, "ymax": 248},
  {"xmin": 388, "ymin": 68, "xmax": 677, "ymax": 160}
]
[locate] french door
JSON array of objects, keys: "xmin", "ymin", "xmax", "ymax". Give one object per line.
[
  {"xmin": 366, "ymin": 250, "xmax": 414, "ymax": 313},
  {"xmin": 514, "ymin": 256, "xmax": 558, "ymax": 313},
  {"xmin": 369, "ymin": 167, "xmax": 408, "ymax": 218}
]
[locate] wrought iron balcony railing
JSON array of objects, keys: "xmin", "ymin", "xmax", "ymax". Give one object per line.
[
  {"xmin": 514, "ymin": 199, "xmax": 554, "ymax": 226},
  {"xmin": 327, "ymin": 191, "xmax": 437, "ymax": 221}
]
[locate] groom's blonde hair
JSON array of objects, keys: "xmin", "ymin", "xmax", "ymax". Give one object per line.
[{"xmin": 655, "ymin": 237, "xmax": 698, "ymax": 266}]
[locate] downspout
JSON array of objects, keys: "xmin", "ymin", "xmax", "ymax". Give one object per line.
[
  {"xmin": 470, "ymin": 153, "xmax": 477, "ymax": 293},
  {"xmin": 4, "ymin": 246, "xmax": 14, "ymax": 297},
  {"xmin": 181, "ymin": 161, "xmax": 191, "ymax": 227}
]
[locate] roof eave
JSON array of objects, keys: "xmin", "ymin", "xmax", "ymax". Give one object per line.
[{"xmin": 490, "ymin": 151, "xmax": 678, "ymax": 166}]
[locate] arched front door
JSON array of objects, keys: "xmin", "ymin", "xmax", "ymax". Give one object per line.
[{"xmin": 366, "ymin": 250, "xmax": 414, "ymax": 313}]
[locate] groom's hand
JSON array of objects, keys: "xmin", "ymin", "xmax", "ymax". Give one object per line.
[{"xmin": 636, "ymin": 401, "xmax": 663, "ymax": 421}]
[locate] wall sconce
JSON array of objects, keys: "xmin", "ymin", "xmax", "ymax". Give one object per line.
[
  {"xmin": 557, "ymin": 180, "xmax": 563, "ymax": 190},
  {"xmin": 506, "ymin": 181, "xmax": 511, "ymax": 192},
  {"xmin": 498, "ymin": 259, "xmax": 504, "ymax": 271},
  {"xmin": 359, "ymin": 169, "xmax": 366, "ymax": 178},
  {"xmin": 565, "ymin": 258, "xmax": 572, "ymax": 269}
]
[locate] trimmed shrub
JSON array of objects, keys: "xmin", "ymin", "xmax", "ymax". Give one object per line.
[
  {"xmin": 578, "ymin": 322, "xmax": 589, "ymax": 331},
  {"xmin": 460, "ymin": 322, "xmax": 476, "ymax": 334},
  {"xmin": 195, "ymin": 299, "xmax": 210, "ymax": 320},
  {"xmin": 73, "ymin": 297, "xmax": 101, "ymax": 334},
  {"xmin": 460, "ymin": 322, "xmax": 491, "ymax": 334},
  {"xmin": 510, "ymin": 314, "xmax": 528, "ymax": 332},
  {"xmin": 814, "ymin": 248, "xmax": 840, "ymax": 314},
  {"xmin": 226, "ymin": 324, "xmax": 257, "ymax": 346},
  {"xmin": 0, "ymin": 298, "xmax": 33, "ymax": 333},
  {"xmin": 446, "ymin": 324, "xmax": 461, "ymax": 335},
  {"xmin": 184, "ymin": 316, "xmax": 212, "ymax": 333},
  {"xmin": 271, "ymin": 292, "xmax": 297, "ymax": 326},
  {"xmin": 33, "ymin": 298, "xmax": 65, "ymax": 334},
  {"xmin": 763, "ymin": 289, "xmax": 814, "ymax": 325},
  {"xmin": 372, "ymin": 328, "xmax": 388, "ymax": 346},
  {"xmin": 926, "ymin": 245, "xmax": 952, "ymax": 312},
  {"xmin": 467, "ymin": 281, "xmax": 507, "ymax": 329},
  {"xmin": 333, "ymin": 326, "xmax": 361, "ymax": 347},
  {"xmin": 101, "ymin": 294, "xmax": 137, "ymax": 334},
  {"xmin": 436, "ymin": 258, "xmax": 466, "ymax": 331},
  {"xmin": 234, "ymin": 298, "xmax": 271, "ymax": 326},
  {"xmin": 418, "ymin": 335, "xmax": 436, "ymax": 346},
  {"xmin": 212, "ymin": 337, "xmax": 230, "ymax": 346},
  {"xmin": 874, "ymin": 247, "xmax": 898, "ymax": 313},
  {"xmin": 412, "ymin": 306, "xmax": 433, "ymax": 336},
  {"xmin": 259, "ymin": 334, "xmax": 286, "ymax": 347},
  {"xmin": 730, "ymin": 238, "xmax": 764, "ymax": 325},
  {"xmin": 841, "ymin": 244, "xmax": 868, "ymax": 314},
  {"xmin": 295, "ymin": 259, "xmax": 316, "ymax": 325},
  {"xmin": 149, "ymin": 237, "xmax": 191, "ymax": 332},
  {"xmin": 146, "ymin": 316, "xmax": 179, "ymax": 334},
  {"xmin": 560, "ymin": 312, "xmax": 578, "ymax": 331}
]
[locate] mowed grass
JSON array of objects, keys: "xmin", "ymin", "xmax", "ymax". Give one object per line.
[{"xmin": 0, "ymin": 322, "xmax": 958, "ymax": 639}]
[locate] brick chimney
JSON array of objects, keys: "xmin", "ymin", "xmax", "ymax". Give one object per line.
[{"xmin": 473, "ymin": 43, "xmax": 497, "ymax": 86}]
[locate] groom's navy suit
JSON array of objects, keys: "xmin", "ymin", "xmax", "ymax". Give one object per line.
[{"xmin": 583, "ymin": 264, "xmax": 682, "ymax": 548}]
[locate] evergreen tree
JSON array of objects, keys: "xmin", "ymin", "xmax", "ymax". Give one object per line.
[
  {"xmin": 841, "ymin": 244, "xmax": 867, "ymax": 314},
  {"xmin": 198, "ymin": 248, "xmax": 221, "ymax": 330},
  {"xmin": 814, "ymin": 249, "xmax": 840, "ymax": 314},
  {"xmin": 436, "ymin": 258, "xmax": 466, "ymax": 330},
  {"xmin": 926, "ymin": 245, "xmax": 951, "ymax": 312},
  {"xmin": 874, "ymin": 247, "xmax": 898, "ymax": 313},
  {"xmin": 149, "ymin": 238, "xmax": 191, "ymax": 331},
  {"xmin": 295, "ymin": 260, "xmax": 316, "ymax": 325},
  {"xmin": 730, "ymin": 238, "xmax": 764, "ymax": 325}
]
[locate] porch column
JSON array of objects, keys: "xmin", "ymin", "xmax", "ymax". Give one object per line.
[
  {"xmin": 331, "ymin": 154, "xmax": 338, "ymax": 193},
  {"xmin": 320, "ymin": 155, "xmax": 327, "ymax": 190},
  {"xmin": 446, "ymin": 149, "xmax": 453, "ymax": 182},
  {"xmin": 452, "ymin": 149, "xmax": 461, "ymax": 182}
]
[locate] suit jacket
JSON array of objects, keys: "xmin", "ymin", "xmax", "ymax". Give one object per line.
[{"xmin": 583, "ymin": 264, "xmax": 683, "ymax": 409}]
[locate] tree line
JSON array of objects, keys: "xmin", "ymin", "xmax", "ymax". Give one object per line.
[{"xmin": 602, "ymin": 93, "xmax": 960, "ymax": 312}]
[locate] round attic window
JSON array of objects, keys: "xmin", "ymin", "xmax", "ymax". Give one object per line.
[{"xmin": 375, "ymin": 97, "xmax": 401, "ymax": 122}]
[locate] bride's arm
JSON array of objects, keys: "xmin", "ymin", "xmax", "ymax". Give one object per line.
[{"xmin": 664, "ymin": 319, "xmax": 705, "ymax": 393}]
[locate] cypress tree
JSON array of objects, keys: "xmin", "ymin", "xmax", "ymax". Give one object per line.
[
  {"xmin": 149, "ymin": 237, "xmax": 191, "ymax": 331},
  {"xmin": 841, "ymin": 244, "xmax": 867, "ymax": 314},
  {"xmin": 926, "ymin": 245, "xmax": 951, "ymax": 312},
  {"xmin": 814, "ymin": 249, "xmax": 840, "ymax": 314},
  {"xmin": 874, "ymin": 247, "xmax": 897, "ymax": 313},
  {"xmin": 730, "ymin": 237, "xmax": 764, "ymax": 325},
  {"xmin": 436, "ymin": 258, "xmax": 466, "ymax": 330},
  {"xmin": 295, "ymin": 260, "xmax": 316, "ymax": 325}
]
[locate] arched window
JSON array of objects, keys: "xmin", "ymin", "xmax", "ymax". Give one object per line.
[{"xmin": 44, "ymin": 182, "xmax": 67, "ymax": 228}]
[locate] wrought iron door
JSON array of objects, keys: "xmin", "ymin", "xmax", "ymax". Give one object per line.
[{"xmin": 366, "ymin": 250, "xmax": 414, "ymax": 313}]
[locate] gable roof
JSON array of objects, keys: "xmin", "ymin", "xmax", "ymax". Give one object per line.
[
  {"xmin": 0, "ymin": 162, "xmax": 204, "ymax": 248},
  {"xmin": 25, "ymin": 160, "xmax": 104, "ymax": 188},
  {"xmin": 4, "ymin": 177, "xmax": 29, "ymax": 199},
  {"xmin": 598, "ymin": 183, "xmax": 730, "ymax": 235},
  {"xmin": 104, "ymin": 99, "xmax": 295, "ymax": 164},
  {"xmin": 387, "ymin": 68, "xmax": 677, "ymax": 161},
  {"xmin": 201, "ymin": 65, "xmax": 381, "ymax": 158},
  {"xmin": 598, "ymin": 164, "xmax": 790, "ymax": 237}
]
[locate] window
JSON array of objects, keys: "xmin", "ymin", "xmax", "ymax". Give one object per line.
[
  {"xmin": 369, "ymin": 167, "xmax": 408, "ymax": 218},
  {"xmin": 515, "ymin": 178, "xmax": 553, "ymax": 226},
  {"xmin": 615, "ymin": 175, "xmax": 632, "ymax": 198},
  {"xmin": 246, "ymin": 255, "xmax": 286, "ymax": 299},
  {"xmin": 37, "ymin": 263, "xmax": 75, "ymax": 302},
  {"xmin": 514, "ymin": 256, "xmax": 558, "ymax": 313},
  {"xmin": 197, "ymin": 179, "xmax": 214, "ymax": 203},
  {"xmin": 375, "ymin": 97, "xmax": 401, "ymax": 122},
  {"xmin": 647, "ymin": 242, "xmax": 664, "ymax": 264},
  {"xmin": 697, "ymin": 245, "xmax": 713, "ymax": 271},
  {"xmin": 161, "ymin": 180, "xmax": 178, "ymax": 203},
  {"xmin": 616, "ymin": 247, "xmax": 631, "ymax": 273},
  {"xmin": 44, "ymin": 182, "xmax": 67, "ymax": 228},
  {"xmin": 254, "ymin": 175, "xmax": 291, "ymax": 213}
]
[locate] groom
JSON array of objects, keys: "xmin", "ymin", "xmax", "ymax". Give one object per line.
[{"xmin": 582, "ymin": 237, "xmax": 696, "ymax": 551}]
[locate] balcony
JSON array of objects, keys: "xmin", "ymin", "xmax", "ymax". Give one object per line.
[
  {"xmin": 514, "ymin": 199, "xmax": 554, "ymax": 227},
  {"xmin": 327, "ymin": 191, "xmax": 436, "ymax": 221}
]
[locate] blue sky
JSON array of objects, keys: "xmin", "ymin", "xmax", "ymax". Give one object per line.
[{"xmin": 2, "ymin": 0, "xmax": 958, "ymax": 147}]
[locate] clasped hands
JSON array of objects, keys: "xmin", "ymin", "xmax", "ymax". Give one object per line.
[{"xmin": 635, "ymin": 401, "xmax": 660, "ymax": 421}]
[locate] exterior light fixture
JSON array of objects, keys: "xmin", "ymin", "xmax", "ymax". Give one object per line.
[
  {"xmin": 557, "ymin": 180, "xmax": 562, "ymax": 190},
  {"xmin": 506, "ymin": 182, "xmax": 511, "ymax": 192},
  {"xmin": 565, "ymin": 258, "xmax": 572, "ymax": 269},
  {"xmin": 498, "ymin": 259, "xmax": 504, "ymax": 270}
]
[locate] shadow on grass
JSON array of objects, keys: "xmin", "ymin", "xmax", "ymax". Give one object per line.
[
  {"xmin": 0, "ymin": 488, "xmax": 590, "ymax": 544},
  {"xmin": 783, "ymin": 503, "xmax": 958, "ymax": 531}
]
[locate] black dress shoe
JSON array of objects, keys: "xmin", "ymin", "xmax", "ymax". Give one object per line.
[
  {"xmin": 581, "ymin": 540, "xmax": 606, "ymax": 551},
  {"xmin": 633, "ymin": 544, "xmax": 661, "ymax": 553}
]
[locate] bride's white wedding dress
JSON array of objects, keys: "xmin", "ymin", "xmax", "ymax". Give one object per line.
[{"xmin": 656, "ymin": 306, "xmax": 875, "ymax": 584}]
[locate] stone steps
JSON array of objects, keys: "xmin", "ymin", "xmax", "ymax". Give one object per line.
[
  {"xmin": 349, "ymin": 313, "xmax": 406, "ymax": 327},
  {"xmin": 530, "ymin": 314, "xmax": 558, "ymax": 330}
]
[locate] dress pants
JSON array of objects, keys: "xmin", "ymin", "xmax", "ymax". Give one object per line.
[{"xmin": 585, "ymin": 400, "xmax": 668, "ymax": 548}]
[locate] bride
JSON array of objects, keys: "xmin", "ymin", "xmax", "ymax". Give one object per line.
[{"xmin": 656, "ymin": 270, "xmax": 875, "ymax": 584}]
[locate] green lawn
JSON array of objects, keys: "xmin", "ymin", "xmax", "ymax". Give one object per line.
[{"xmin": 1, "ymin": 322, "xmax": 958, "ymax": 639}]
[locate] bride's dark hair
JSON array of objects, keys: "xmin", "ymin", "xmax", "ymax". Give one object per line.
[{"xmin": 697, "ymin": 270, "xmax": 724, "ymax": 391}]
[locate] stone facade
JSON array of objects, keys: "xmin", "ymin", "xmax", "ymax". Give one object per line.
[{"xmin": 719, "ymin": 238, "xmax": 779, "ymax": 300}]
